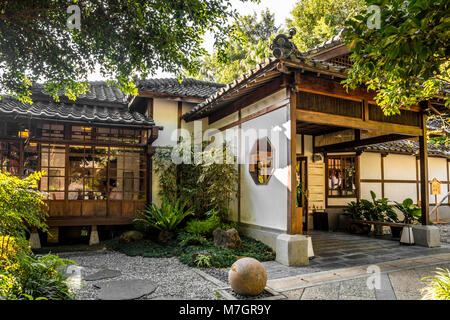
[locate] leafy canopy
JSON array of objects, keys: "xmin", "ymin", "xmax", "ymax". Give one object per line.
[
  {"xmin": 343, "ymin": 0, "xmax": 449, "ymax": 115},
  {"xmin": 189, "ymin": 8, "xmax": 279, "ymax": 84},
  {"xmin": 0, "ymin": 0, "xmax": 253, "ymax": 103},
  {"xmin": 287, "ymin": 0, "xmax": 366, "ymax": 52}
]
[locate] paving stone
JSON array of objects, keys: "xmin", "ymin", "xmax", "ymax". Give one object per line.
[
  {"xmin": 96, "ymin": 279, "xmax": 157, "ymax": 300},
  {"xmin": 339, "ymin": 277, "xmax": 376, "ymax": 299},
  {"xmin": 282, "ymin": 289, "xmax": 304, "ymax": 300},
  {"xmin": 343, "ymin": 254, "xmax": 369, "ymax": 260},
  {"xmin": 301, "ymin": 282, "xmax": 340, "ymax": 300},
  {"xmin": 84, "ymin": 269, "xmax": 122, "ymax": 281}
]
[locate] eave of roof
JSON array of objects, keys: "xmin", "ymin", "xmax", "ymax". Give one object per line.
[
  {"xmin": 361, "ymin": 139, "xmax": 450, "ymax": 158},
  {"xmin": 0, "ymin": 97, "xmax": 154, "ymax": 128}
]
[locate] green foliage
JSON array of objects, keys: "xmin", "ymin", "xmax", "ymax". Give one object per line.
[
  {"xmin": 134, "ymin": 198, "xmax": 194, "ymax": 232},
  {"xmin": 421, "ymin": 268, "xmax": 450, "ymax": 300},
  {"xmin": 287, "ymin": 0, "xmax": 365, "ymax": 51},
  {"xmin": 343, "ymin": 0, "xmax": 450, "ymax": 117},
  {"xmin": 189, "ymin": 9, "xmax": 279, "ymax": 84},
  {"xmin": 0, "ymin": 0, "xmax": 257, "ymax": 103},
  {"xmin": 153, "ymin": 139, "xmax": 238, "ymax": 221},
  {"xmin": 0, "ymin": 170, "xmax": 48, "ymax": 248},
  {"xmin": 343, "ymin": 201, "xmax": 364, "ymax": 220},
  {"xmin": 194, "ymin": 254, "xmax": 213, "ymax": 268},
  {"xmin": 0, "ymin": 252, "xmax": 74, "ymax": 300},
  {"xmin": 111, "ymin": 235, "xmax": 275, "ymax": 269},
  {"xmin": 360, "ymin": 191, "xmax": 398, "ymax": 223},
  {"xmin": 394, "ymin": 198, "xmax": 422, "ymax": 224},
  {"xmin": 185, "ymin": 209, "xmax": 238, "ymax": 236},
  {"xmin": 177, "ymin": 232, "xmax": 209, "ymax": 248},
  {"xmin": 186, "ymin": 216, "xmax": 221, "ymax": 236}
]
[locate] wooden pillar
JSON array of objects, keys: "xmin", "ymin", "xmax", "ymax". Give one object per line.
[
  {"xmin": 287, "ymin": 87, "xmax": 298, "ymax": 234},
  {"xmin": 419, "ymin": 111, "xmax": 429, "ymax": 225}
]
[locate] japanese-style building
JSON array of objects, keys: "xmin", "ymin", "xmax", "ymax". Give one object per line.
[{"xmin": 0, "ymin": 29, "xmax": 448, "ymax": 264}]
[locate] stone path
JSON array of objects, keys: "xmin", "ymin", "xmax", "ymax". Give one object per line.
[
  {"xmin": 262, "ymin": 230, "xmax": 450, "ymax": 280},
  {"xmin": 274, "ymin": 253, "xmax": 450, "ymax": 300}
]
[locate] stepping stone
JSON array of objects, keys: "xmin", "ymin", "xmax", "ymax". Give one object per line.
[
  {"xmin": 96, "ymin": 280, "xmax": 157, "ymax": 300},
  {"xmin": 84, "ymin": 269, "xmax": 122, "ymax": 281}
]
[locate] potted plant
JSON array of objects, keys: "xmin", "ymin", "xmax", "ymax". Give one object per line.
[
  {"xmin": 394, "ymin": 198, "xmax": 421, "ymax": 224},
  {"xmin": 361, "ymin": 191, "xmax": 398, "ymax": 236},
  {"xmin": 344, "ymin": 201, "xmax": 370, "ymax": 234}
]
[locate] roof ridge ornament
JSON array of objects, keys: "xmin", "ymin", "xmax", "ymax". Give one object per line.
[{"xmin": 270, "ymin": 28, "xmax": 300, "ymax": 60}]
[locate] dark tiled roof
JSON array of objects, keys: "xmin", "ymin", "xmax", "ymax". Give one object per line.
[
  {"xmin": 0, "ymin": 97, "xmax": 154, "ymax": 127},
  {"xmin": 183, "ymin": 30, "xmax": 350, "ymax": 121},
  {"xmin": 136, "ymin": 78, "xmax": 225, "ymax": 99},
  {"xmin": 362, "ymin": 140, "xmax": 450, "ymax": 157},
  {"xmin": 182, "ymin": 58, "xmax": 280, "ymax": 120},
  {"xmin": 303, "ymin": 30, "xmax": 344, "ymax": 57},
  {"xmin": 31, "ymin": 81, "xmax": 127, "ymax": 105}
]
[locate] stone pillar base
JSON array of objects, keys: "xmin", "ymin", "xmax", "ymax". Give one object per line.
[
  {"xmin": 276, "ymin": 234, "xmax": 309, "ymax": 266},
  {"xmin": 89, "ymin": 225, "xmax": 99, "ymax": 246},
  {"xmin": 412, "ymin": 225, "xmax": 440, "ymax": 247},
  {"xmin": 30, "ymin": 232, "xmax": 41, "ymax": 249}
]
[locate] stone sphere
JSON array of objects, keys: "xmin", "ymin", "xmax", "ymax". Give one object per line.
[{"xmin": 228, "ymin": 257, "xmax": 267, "ymax": 296}]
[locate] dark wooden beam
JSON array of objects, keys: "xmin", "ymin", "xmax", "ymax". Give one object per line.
[
  {"xmin": 419, "ymin": 111, "xmax": 429, "ymax": 225},
  {"xmin": 208, "ymin": 76, "xmax": 287, "ymax": 125},
  {"xmin": 296, "ymin": 109, "xmax": 423, "ymax": 136},
  {"xmin": 314, "ymin": 134, "xmax": 412, "ymax": 153},
  {"xmin": 138, "ymin": 91, "xmax": 204, "ymax": 104}
]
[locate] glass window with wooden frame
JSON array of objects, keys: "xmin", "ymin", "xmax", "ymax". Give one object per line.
[
  {"xmin": 327, "ymin": 155, "xmax": 357, "ymax": 197},
  {"xmin": 72, "ymin": 126, "xmax": 148, "ymax": 145},
  {"xmin": 40, "ymin": 144, "xmax": 66, "ymax": 200},
  {"xmin": 0, "ymin": 141, "xmax": 21, "ymax": 176}
]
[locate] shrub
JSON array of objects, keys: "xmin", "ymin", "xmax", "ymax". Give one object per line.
[
  {"xmin": 421, "ymin": 268, "xmax": 450, "ymax": 300},
  {"xmin": 134, "ymin": 198, "xmax": 194, "ymax": 232},
  {"xmin": 0, "ymin": 236, "xmax": 26, "ymax": 262},
  {"xmin": 394, "ymin": 198, "xmax": 421, "ymax": 224},
  {"xmin": 185, "ymin": 216, "xmax": 221, "ymax": 236},
  {"xmin": 0, "ymin": 171, "xmax": 48, "ymax": 242},
  {"xmin": 153, "ymin": 139, "xmax": 238, "ymax": 220},
  {"xmin": 194, "ymin": 254, "xmax": 212, "ymax": 268},
  {"xmin": 177, "ymin": 232, "xmax": 208, "ymax": 247},
  {"xmin": 0, "ymin": 252, "xmax": 74, "ymax": 300},
  {"xmin": 185, "ymin": 209, "xmax": 238, "ymax": 236}
]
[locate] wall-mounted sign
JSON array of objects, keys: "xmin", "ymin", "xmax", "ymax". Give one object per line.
[{"xmin": 431, "ymin": 178, "xmax": 441, "ymax": 195}]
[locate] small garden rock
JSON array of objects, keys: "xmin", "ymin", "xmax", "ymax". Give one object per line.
[
  {"xmin": 119, "ymin": 231, "xmax": 144, "ymax": 244},
  {"xmin": 213, "ymin": 228, "xmax": 242, "ymax": 249}
]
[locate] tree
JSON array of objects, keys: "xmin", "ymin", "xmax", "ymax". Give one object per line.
[
  {"xmin": 190, "ymin": 9, "xmax": 279, "ymax": 84},
  {"xmin": 0, "ymin": 0, "xmax": 253, "ymax": 103},
  {"xmin": 343, "ymin": 0, "xmax": 449, "ymax": 117},
  {"xmin": 287, "ymin": 0, "xmax": 366, "ymax": 52}
]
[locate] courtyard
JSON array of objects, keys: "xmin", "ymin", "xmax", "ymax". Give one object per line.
[{"xmin": 58, "ymin": 225, "xmax": 450, "ymax": 300}]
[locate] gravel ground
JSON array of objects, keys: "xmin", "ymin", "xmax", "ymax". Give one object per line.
[
  {"xmin": 437, "ymin": 223, "xmax": 450, "ymax": 245},
  {"xmin": 59, "ymin": 250, "xmax": 221, "ymax": 300}
]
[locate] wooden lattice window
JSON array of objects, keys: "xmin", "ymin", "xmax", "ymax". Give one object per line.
[{"xmin": 327, "ymin": 155, "xmax": 357, "ymax": 197}]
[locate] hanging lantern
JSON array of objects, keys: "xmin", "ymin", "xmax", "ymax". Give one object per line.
[{"xmin": 18, "ymin": 128, "xmax": 30, "ymax": 138}]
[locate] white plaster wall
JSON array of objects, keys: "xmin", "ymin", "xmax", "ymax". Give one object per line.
[
  {"xmin": 384, "ymin": 183, "xmax": 417, "ymax": 203},
  {"xmin": 384, "ymin": 154, "xmax": 416, "ymax": 180},
  {"xmin": 361, "ymin": 182, "xmax": 382, "ymax": 200},
  {"xmin": 152, "ymin": 98, "xmax": 179, "ymax": 147},
  {"xmin": 240, "ymin": 90, "xmax": 287, "ymax": 118},
  {"xmin": 240, "ymin": 106, "xmax": 289, "ymax": 231},
  {"xmin": 360, "ymin": 152, "xmax": 381, "ymax": 180}
]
